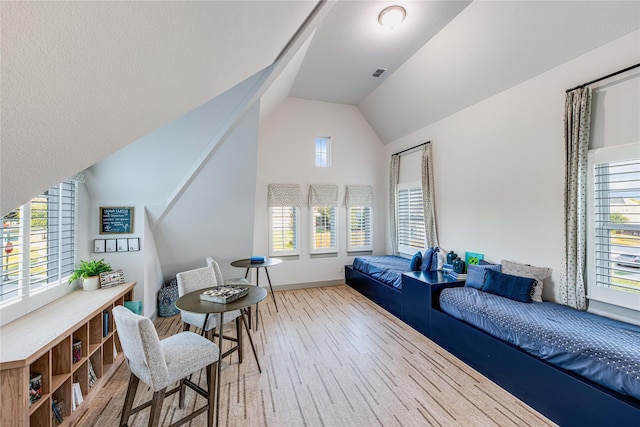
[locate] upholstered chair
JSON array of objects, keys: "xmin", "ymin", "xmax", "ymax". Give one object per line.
[
  {"xmin": 205, "ymin": 257, "xmax": 258, "ymax": 328},
  {"xmin": 205, "ymin": 257, "xmax": 251, "ymax": 286},
  {"xmin": 112, "ymin": 305, "xmax": 220, "ymax": 427},
  {"xmin": 176, "ymin": 266, "xmax": 243, "ymax": 361}
]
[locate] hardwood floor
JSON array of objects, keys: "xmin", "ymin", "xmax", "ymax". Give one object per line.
[{"xmin": 70, "ymin": 285, "xmax": 556, "ymax": 426}]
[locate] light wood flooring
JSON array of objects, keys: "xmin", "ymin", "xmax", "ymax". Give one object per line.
[{"xmin": 70, "ymin": 285, "xmax": 556, "ymax": 427}]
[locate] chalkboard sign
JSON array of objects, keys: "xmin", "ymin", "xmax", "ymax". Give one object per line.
[{"xmin": 100, "ymin": 207, "xmax": 134, "ymax": 234}]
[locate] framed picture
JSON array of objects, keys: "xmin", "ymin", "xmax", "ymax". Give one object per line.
[
  {"xmin": 100, "ymin": 207, "xmax": 134, "ymax": 234},
  {"xmin": 105, "ymin": 239, "xmax": 117, "ymax": 253},
  {"xmin": 100, "ymin": 269, "xmax": 124, "ymax": 288},
  {"xmin": 94, "ymin": 239, "xmax": 106, "ymax": 253},
  {"xmin": 465, "ymin": 251, "xmax": 484, "ymax": 266},
  {"xmin": 128, "ymin": 238, "xmax": 140, "ymax": 251},
  {"xmin": 116, "ymin": 239, "xmax": 129, "ymax": 252}
]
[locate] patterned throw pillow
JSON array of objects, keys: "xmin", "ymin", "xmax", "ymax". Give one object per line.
[{"xmin": 501, "ymin": 260, "xmax": 550, "ymax": 302}]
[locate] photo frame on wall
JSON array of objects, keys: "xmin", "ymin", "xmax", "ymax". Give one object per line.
[
  {"xmin": 116, "ymin": 239, "xmax": 129, "ymax": 252},
  {"xmin": 100, "ymin": 207, "xmax": 134, "ymax": 234},
  {"xmin": 128, "ymin": 238, "xmax": 140, "ymax": 251},
  {"xmin": 105, "ymin": 239, "xmax": 117, "ymax": 253}
]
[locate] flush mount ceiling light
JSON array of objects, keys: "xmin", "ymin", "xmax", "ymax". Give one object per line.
[{"xmin": 378, "ymin": 5, "xmax": 406, "ymax": 29}]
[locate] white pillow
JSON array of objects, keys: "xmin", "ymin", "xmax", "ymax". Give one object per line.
[{"xmin": 501, "ymin": 260, "xmax": 550, "ymax": 302}]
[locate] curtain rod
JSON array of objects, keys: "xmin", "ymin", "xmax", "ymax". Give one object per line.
[
  {"xmin": 566, "ymin": 63, "xmax": 640, "ymax": 93},
  {"xmin": 393, "ymin": 141, "xmax": 430, "ymax": 156}
]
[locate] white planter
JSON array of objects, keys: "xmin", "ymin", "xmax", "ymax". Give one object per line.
[{"xmin": 83, "ymin": 276, "xmax": 100, "ymax": 291}]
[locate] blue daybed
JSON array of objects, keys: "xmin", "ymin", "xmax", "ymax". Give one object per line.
[{"xmin": 345, "ymin": 257, "xmax": 640, "ymax": 426}]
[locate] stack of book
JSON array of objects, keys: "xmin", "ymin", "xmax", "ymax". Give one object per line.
[
  {"xmin": 442, "ymin": 264, "xmax": 467, "ymax": 280},
  {"xmin": 200, "ymin": 286, "xmax": 249, "ymax": 304},
  {"xmin": 250, "ymin": 256, "xmax": 266, "ymax": 264}
]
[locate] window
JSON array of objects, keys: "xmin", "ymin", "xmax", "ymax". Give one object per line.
[
  {"xmin": 309, "ymin": 184, "xmax": 339, "ymax": 254},
  {"xmin": 345, "ymin": 185, "xmax": 373, "ymax": 252},
  {"xmin": 311, "ymin": 206, "xmax": 337, "ymax": 253},
  {"xmin": 267, "ymin": 184, "xmax": 302, "ymax": 257},
  {"xmin": 1, "ymin": 179, "xmax": 78, "ymax": 323},
  {"xmin": 587, "ymin": 143, "xmax": 640, "ymax": 311},
  {"xmin": 269, "ymin": 206, "xmax": 300, "ymax": 256},
  {"xmin": 315, "ymin": 137, "xmax": 331, "ymax": 167},
  {"xmin": 347, "ymin": 206, "xmax": 372, "ymax": 252},
  {"xmin": 397, "ymin": 181, "xmax": 424, "ymax": 255}
]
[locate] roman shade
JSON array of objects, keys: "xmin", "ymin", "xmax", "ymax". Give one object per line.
[{"xmin": 268, "ymin": 184, "xmax": 302, "ymax": 207}]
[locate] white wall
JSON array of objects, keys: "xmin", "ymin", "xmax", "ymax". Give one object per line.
[
  {"xmin": 384, "ymin": 30, "xmax": 640, "ymax": 322},
  {"xmin": 255, "ymin": 98, "xmax": 386, "ymax": 287}
]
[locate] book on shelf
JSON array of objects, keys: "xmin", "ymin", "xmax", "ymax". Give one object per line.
[
  {"xmin": 88, "ymin": 360, "xmax": 97, "ymax": 388},
  {"xmin": 200, "ymin": 286, "xmax": 249, "ymax": 304},
  {"xmin": 72, "ymin": 383, "xmax": 83, "ymax": 411}
]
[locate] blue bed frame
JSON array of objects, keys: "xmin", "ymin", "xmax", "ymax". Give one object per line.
[{"xmin": 345, "ymin": 265, "xmax": 640, "ymax": 426}]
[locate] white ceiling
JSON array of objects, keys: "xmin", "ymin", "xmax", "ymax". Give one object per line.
[
  {"xmin": 289, "ymin": 0, "xmax": 640, "ymax": 143},
  {"xmin": 2, "ymin": 1, "xmax": 640, "ymax": 215}
]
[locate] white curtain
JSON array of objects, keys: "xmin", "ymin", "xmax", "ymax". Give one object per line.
[
  {"xmin": 389, "ymin": 155, "xmax": 400, "ymax": 255},
  {"xmin": 560, "ymin": 87, "xmax": 592, "ymax": 310},
  {"xmin": 421, "ymin": 144, "xmax": 439, "ymax": 248}
]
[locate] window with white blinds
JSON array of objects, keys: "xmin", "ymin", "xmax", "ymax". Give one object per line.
[
  {"xmin": 311, "ymin": 206, "xmax": 337, "ymax": 253},
  {"xmin": 269, "ymin": 206, "xmax": 300, "ymax": 256},
  {"xmin": 345, "ymin": 185, "xmax": 373, "ymax": 252},
  {"xmin": 397, "ymin": 182, "xmax": 424, "ymax": 255},
  {"xmin": 268, "ymin": 184, "xmax": 302, "ymax": 257},
  {"xmin": 1, "ymin": 180, "xmax": 77, "ymax": 311},
  {"xmin": 587, "ymin": 143, "xmax": 640, "ymax": 312},
  {"xmin": 347, "ymin": 206, "xmax": 372, "ymax": 252}
]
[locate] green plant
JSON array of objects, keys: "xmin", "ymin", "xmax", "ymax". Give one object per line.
[{"xmin": 68, "ymin": 259, "xmax": 112, "ymax": 283}]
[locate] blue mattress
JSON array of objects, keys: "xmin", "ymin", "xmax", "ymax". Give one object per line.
[
  {"xmin": 352, "ymin": 255, "xmax": 411, "ymax": 289},
  {"xmin": 439, "ymin": 287, "xmax": 640, "ymax": 400}
]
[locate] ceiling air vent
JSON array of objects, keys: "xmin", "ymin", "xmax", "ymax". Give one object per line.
[{"xmin": 371, "ymin": 68, "xmax": 386, "ymax": 78}]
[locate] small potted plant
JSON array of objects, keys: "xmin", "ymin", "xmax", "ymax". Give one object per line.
[{"xmin": 68, "ymin": 259, "xmax": 112, "ymax": 291}]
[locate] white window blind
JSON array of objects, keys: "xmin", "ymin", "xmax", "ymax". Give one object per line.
[
  {"xmin": 1, "ymin": 179, "xmax": 77, "ymax": 313},
  {"xmin": 346, "ymin": 185, "xmax": 373, "ymax": 252},
  {"xmin": 587, "ymin": 143, "xmax": 640, "ymax": 311},
  {"xmin": 269, "ymin": 206, "xmax": 300, "ymax": 256},
  {"xmin": 397, "ymin": 182, "xmax": 424, "ymax": 255},
  {"xmin": 309, "ymin": 184, "xmax": 338, "ymax": 254},
  {"xmin": 268, "ymin": 184, "xmax": 302, "ymax": 256}
]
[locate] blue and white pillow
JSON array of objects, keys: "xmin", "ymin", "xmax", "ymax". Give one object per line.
[{"xmin": 465, "ymin": 263, "xmax": 502, "ymax": 289}]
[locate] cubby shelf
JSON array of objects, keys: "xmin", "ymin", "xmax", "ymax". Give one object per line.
[{"xmin": 0, "ymin": 282, "xmax": 136, "ymax": 426}]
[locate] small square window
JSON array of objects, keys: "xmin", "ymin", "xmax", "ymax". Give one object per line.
[{"xmin": 315, "ymin": 137, "xmax": 331, "ymax": 167}]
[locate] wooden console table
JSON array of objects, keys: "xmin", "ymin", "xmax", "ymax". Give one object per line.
[{"xmin": 0, "ymin": 282, "xmax": 136, "ymax": 426}]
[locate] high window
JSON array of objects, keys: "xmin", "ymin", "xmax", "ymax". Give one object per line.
[
  {"xmin": 267, "ymin": 184, "xmax": 302, "ymax": 257},
  {"xmin": 1, "ymin": 179, "xmax": 77, "ymax": 324},
  {"xmin": 397, "ymin": 181, "xmax": 424, "ymax": 255},
  {"xmin": 315, "ymin": 137, "xmax": 331, "ymax": 167},
  {"xmin": 587, "ymin": 143, "xmax": 640, "ymax": 312}
]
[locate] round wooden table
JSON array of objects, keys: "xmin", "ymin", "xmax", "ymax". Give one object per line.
[
  {"xmin": 175, "ymin": 284, "xmax": 266, "ymax": 427},
  {"xmin": 230, "ymin": 258, "xmax": 282, "ymax": 311}
]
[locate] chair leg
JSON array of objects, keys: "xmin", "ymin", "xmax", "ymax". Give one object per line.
[
  {"xmin": 148, "ymin": 388, "xmax": 166, "ymax": 427},
  {"xmin": 206, "ymin": 362, "xmax": 218, "ymax": 427},
  {"xmin": 183, "ymin": 322, "xmax": 190, "ymax": 332},
  {"xmin": 120, "ymin": 373, "xmax": 139, "ymax": 427},
  {"xmin": 236, "ymin": 317, "xmax": 243, "ymax": 363},
  {"xmin": 179, "ymin": 378, "xmax": 186, "ymax": 409}
]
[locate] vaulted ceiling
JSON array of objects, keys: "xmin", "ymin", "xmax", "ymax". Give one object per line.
[{"xmin": 2, "ymin": 1, "xmax": 640, "ymax": 215}]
